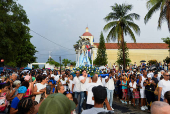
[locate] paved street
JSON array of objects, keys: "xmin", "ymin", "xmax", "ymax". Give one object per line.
[{"xmin": 112, "ymin": 98, "xmax": 148, "ymax": 114}]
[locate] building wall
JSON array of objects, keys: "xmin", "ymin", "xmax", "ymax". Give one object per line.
[{"xmin": 93, "ymin": 48, "xmax": 169, "ymax": 68}]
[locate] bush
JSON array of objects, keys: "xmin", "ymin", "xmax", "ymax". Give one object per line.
[
  {"xmin": 148, "ymin": 59, "xmax": 158, "ymax": 65},
  {"xmin": 163, "ymin": 56, "xmax": 170, "ymax": 64}
]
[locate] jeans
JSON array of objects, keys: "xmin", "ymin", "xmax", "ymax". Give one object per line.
[
  {"xmin": 107, "ymin": 89, "xmax": 114, "ymax": 107},
  {"xmin": 79, "ymin": 91, "xmax": 85, "ymax": 113},
  {"xmin": 160, "ymin": 98, "xmax": 164, "ymax": 101},
  {"xmin": 74, "ymin": 92, "xmax": 80, "ymax": 113}
]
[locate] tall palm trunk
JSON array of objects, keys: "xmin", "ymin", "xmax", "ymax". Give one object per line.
[{"xmin": 121, "ymin": 30, "xmax": 126, "ymax": 71}]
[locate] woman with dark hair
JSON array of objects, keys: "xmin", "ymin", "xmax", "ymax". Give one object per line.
[
  {"xmin": 33, "ymin": 76, "xmax": 47, "ymax": 103},
  {"xmin": 144, "ymin": 75, "xmax": 155, "ymax": 112},
  {"xmin": 121, "ymin": 76, "xmax": 128, "ymax": 104},
  {"xmin": 21, "ymin": 81, "xmax": 29, "ymax": 89},
  {"xmin": 17, "ymin": 97, "xmax": 34, "ymax": 114},
  {"xmin": 128, "ymin": 78, "xmax": 137, "ymax": 107},
  {"xmin": 164, "ymin": 91, "xmax": 170, "ymax": 105},
  {"xmin": 48, "ymin": 78, "xmax": 56, "ymax": 94}
]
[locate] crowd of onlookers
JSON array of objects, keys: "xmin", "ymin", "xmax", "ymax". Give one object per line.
[{"xmin": 0, "ymin": 62, "xmax": 169, "ymax": 114}]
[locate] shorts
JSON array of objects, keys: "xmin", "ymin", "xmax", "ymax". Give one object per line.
[
  {"xmin": 140, "ymin": 89, "xmax": 146, "ymax": 98},
  {"xmin": 122, "ymin": 89, "xmax": 127, "ymax": 98}
]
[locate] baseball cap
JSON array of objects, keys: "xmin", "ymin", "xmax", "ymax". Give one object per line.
[
  {"xmin": 92, "ymin": 85, "xmax": 107, "ymax": 100},
  {"xmin": 38, "ymin": 93, "xmax": 76, "ymax": 114},
  {"xmin": 18, "ymin": 86, "xmax": 27, "ymax": 93}
]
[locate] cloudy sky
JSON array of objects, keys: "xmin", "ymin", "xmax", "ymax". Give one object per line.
[{"xmin": 17, "ymin": 0, "xmax": 169, "ymax": 65}]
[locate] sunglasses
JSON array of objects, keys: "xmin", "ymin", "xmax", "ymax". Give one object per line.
[{"xmin": 165, "ymin": 75, "xmax": 170, "ymax": 76}]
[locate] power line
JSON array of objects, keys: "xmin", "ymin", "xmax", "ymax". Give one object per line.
[{"xmin": 30, "ymin": 29, "xmax": 75, "ymax": 51}]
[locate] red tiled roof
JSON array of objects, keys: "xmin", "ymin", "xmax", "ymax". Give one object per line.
[
  {"xmin": 93, "ymin": 43, "xmax": 169, "ymax": 49},
  {"xmin": 82, "ymin": 32, "xmax": 92, "ymax": 36}
]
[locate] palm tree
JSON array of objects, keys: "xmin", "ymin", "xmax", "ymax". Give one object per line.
[
  {"xmin": 62, "ymin": 59, "xmax": 71, "ymax": 68},
  {"xmin": 144, "ymin": 0, "xmax": 170, "ymax": 31},
  {"xmin": 103, "ymin": 3, "xmax": 140, "ymax": 71}
]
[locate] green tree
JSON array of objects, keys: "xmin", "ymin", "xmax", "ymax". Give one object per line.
[
  {"xmin": 94, "ymin": 32, "xmax": 108, "ymax": 66},
  {"xmin": 70, "ymin": 61, "xmax": 76, "ymax": 66},
  {"xmin": 62, "ymin": 59, "xmax": 71, "ymax": 68},
  {"xmin": 144, "ymin": 0, "xmax": 170, "ymax": 31},
  {"xmin": 116, "ymin": 42, "xmax": 131, "ymax": 67},
  {"xmin": 103, "ymin": 3, "xmax": 140, "ymax": 71},
  {"xmin": 162, "ymin": 37, "xmax": 170, "ymax": 57},
  {"xmin": 0, "ymin": 0, "xmax": 37, "ymax": 67}
]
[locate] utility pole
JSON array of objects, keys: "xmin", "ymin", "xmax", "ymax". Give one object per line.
[{"xmin": 59, "ymin": 56, "xmax": 61, "ymax": 76}]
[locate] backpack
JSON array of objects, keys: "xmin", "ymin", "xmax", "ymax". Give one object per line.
[{"xmin": 0, "ymin": 93, "xmax": 8, "ymax": 112}]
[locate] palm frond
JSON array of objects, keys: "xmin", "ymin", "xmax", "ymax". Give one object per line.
[
  {"xmin": 106, "ymin": 26, "xmax": 117, "ymax": 42},
  {"xmin": 160, "ymin": 0, "xmax": 166, "ymax": 11},
  {"xmin": 158, "ymin": 5, "xmax": 166, "ymax": 29},
  {"xmin": 126, "ymin": 21, "xmax": 140, "ymax": 35},
  {"xmin": 146, "ymin": 0, "xmax": 162, "ymax": 9},
  {"xmin": 144, "ymin": 0, "xmax": 162, "ymax": 24},
  {"xmin": 103, "ymin": 21, "xmax": 118, "ymax": 32},
  {"xmin": 104, "ymin": 12, "xmax": 119, "ymax": 22},
  {"xmin": 126, "ymin": 26, "xmax": 136, "ymax": 43},
  {"xmin": 124, "ymin": 13, "xmax": 140, "ymax": 21},
  {"xmin": 166, "ymin": 2, "xmax": 170, "ymax": 31}
]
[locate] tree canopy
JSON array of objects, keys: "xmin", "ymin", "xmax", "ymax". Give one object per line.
[
  {"xmin": 145, "ymin": 0, "xmax": 170, "ymax": 31},
  {"xmin": 103, "ymin": 3, "xmax": 140, "ymax": 70},
  {"xmin": 0, "ymin": 0, "xmax": 37, "ymax": 67},
  {"xmin": 62, "ymin": 59, "xmax": 71, "ymax": 68},
  {"xmin": 94, "ymin": 31, "xmax": 108, "ymax": 66}
]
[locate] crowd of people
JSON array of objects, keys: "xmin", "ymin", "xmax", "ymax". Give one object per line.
[{"xmin": 0, "ymin": 62, "xmax": 169, "ymax": 114}]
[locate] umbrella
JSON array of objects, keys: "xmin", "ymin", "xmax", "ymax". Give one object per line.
[
  {"xmin": 140, "ymin": 60, "xmax": 146, "ymax": 63},
  {"xmin": 99, "ymin": 66, "xmax": 106, "ymax": 70},
  {"xmin": 23, "ymin": 67, "xmax": 32, "ymax": 70}
]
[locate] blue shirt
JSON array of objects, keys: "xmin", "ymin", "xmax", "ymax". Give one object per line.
[
  {"xmin": 52, "ymin": 87, "xmax": 55, "ymax": 93},
  {"xmin": 11, "ymin": 97, "xmax": 20, "ymax": 109},
  {"xmin": 136, "ymin": 79, "xmax": 139, "ymax": 84}
]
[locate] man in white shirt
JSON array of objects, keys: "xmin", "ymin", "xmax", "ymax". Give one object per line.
[
  {"xmin": 158, "ymin": 72, "xmax": 170, "ymax": 101},
  {"xmin": 79, "ymin": 70, "xmax": 91, "ymax": 113},
  {"xmin": 86, "ymin": 75, "xmax": 101, "ymax": 109},
  {"xmin": 82, "ymin": 85, "xmax": 113, "ymax": 114},
  {"xmin": 95, "ymin": 74, "xmax": 103, "ymax": 86},
  {"xmin": 105, "ymin": 71, "xmax": 116, "ymax": 110},
  {"xmin": 60, "ymin": 74, "xmax": 68, "ymax": 91},
  {"xmin": 51, "ymin": 70, "xmax": 59, "ymax": 81},
  {"xmin": 139, "ymin": 70, "xmax": 148, "ymax": 111},
  {"xmin": 113, "ymin": 63, "xmax": 117, "ymax": 72},
  {"xmin": 72, "ymin": 71, "xmax": 81, "ymax": 114}
]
